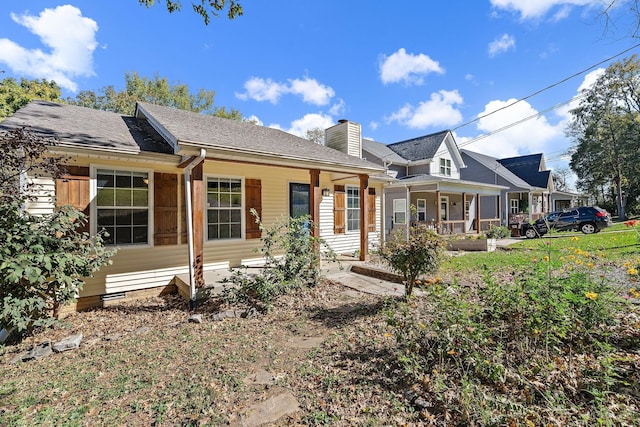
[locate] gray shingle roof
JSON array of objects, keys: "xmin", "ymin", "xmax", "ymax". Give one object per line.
[
  {"xmin": 136, "ymin": 102, "xmax": 384, "ymax": 172},
  {"xmin": 386, "ymin": 130, "xmax": 450, "ymax": 161},
  {"xmin": 0, "ymin": 100, "xmax": 173, "ymax": 155},
  {"xmin": 461, "ymin": 149, "xmax": 532, "ymax": 189},
  {"xmin": 498, "ymin": 153, "xmax": 551, "ymax": 188},
  {"xmin": 362, "ymin": 138, "xmax": 409, "ymax": 165}
]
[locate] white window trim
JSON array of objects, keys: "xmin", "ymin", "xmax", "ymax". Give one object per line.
[
  {"xmin": 510, "ymin": 198, "xmax": 519, "ymax": 214},
  {"xmin": 417, "ymin": 198, "xmax": 426, "ymax": 221},
  {"xmin": 393, "ymin": 198, "xmax": 406, "ymax": 224},
  {"xmin": 439, "ymin": 158, "xmax": 451, "ymax": 176},
  {"xmin": 90, "ymin": 165, "xmax": 154, "ymax": 249},
  {"xmin": 204, "ymin": 174, "xmax": 245, "ymax": 242},
  {"xmin": 440, "ymin": 196, "xmax": 449, "ymax": 221},
  {"xmin": 346, "ymin": 185, "xmax": 360, "ymax": 233}
]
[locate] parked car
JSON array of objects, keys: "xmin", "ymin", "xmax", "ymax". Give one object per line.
[{"xmin": 520, "ymin": 206, "xmax": 612, "ymax": 238}]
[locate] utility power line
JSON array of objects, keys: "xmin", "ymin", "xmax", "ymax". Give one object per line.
[{"xmin": 452, "ymin": 42, "xmax": 640, "ymax": 132}]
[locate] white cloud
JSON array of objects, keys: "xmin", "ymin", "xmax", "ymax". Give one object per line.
[
  {"xmin": 379, "ymin": 48, "xmax": 444, "ymax": 85},
  {"xmin": 236, "ymin": 76, "xmax": 334, "ymax": 106},
  {"xmin": 328, "ymin": 98, "xmax": 346, "ymax": 116},
  {"xmin": 281, "ymin": 113, "xmax": 335, "ymax": 138},
  {"xmin": 554, "ymin": 68, "xmax": 604, "ymax": 130},
  {"xmin": 489, "ymin": 0, "xmax": 602, "ymax": 20},
  {"xmin": 488, "ymin": 34, "xmax": 516, "ymax": 57},
  {"xmin": 386, "ymin": 90, "xmax": 464, "ymax": 129},
  {"xmin": 460, "ymin": 98, "xmax": 563, "ymax": 158},
  {"xmin": 0, "ymin": 5, "xmax": 98, "ymax": 92},
  {"xmin": 264, "ymin": 113, "xmax": 334, "ymax": 139},
  {"xmin": 245, "ymin": 115, "xmax": 263, "ymax": 125},
  {"xmin": 235, "ymin": 77, "xmax": 288, "ymax": 103}
]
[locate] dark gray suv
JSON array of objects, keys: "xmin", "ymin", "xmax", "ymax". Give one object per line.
[{"xmin": 520, "ymin": 206, "xmax": 612, "ymax": 238}]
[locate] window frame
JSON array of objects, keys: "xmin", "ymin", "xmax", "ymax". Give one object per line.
[
  {"xmin": 205, "ymin": 175, "xmax": 244, "ymax": 241},
  {"xmin": 91, "ymin": 166, "xmax": 154, "ymax": 248},
  {"xmin": 393, "ymin": 198, "xmax": 406, "ymax": 225},
  {"xmin": 416, "ymin": 198, "xmax": 426, "ymax": 221},
  {"xmin": 289, "ymin": 182, "xmax": 310, "ymax": 219},
  {"xmin": 439, "ymin": 158, "xmax": 452, "ymax": 176},
  {"xmin": 440, "ymin": 196, "xmax": 449, "ymax": 221},
  {"xmin": 346, "ymin": 185, "xmax": 360, "ymax": 232},
  {"xmin": 510, "ymin": 199, "xmax": 519, "ymax": 214}
]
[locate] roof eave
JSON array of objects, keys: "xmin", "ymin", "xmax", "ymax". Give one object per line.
[{"xmin": 179, "ymin": 141, "xmax": 385, "ymax": 175}]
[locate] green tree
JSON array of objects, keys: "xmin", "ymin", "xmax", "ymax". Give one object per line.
[
  {"xmin": 567, "ymin": 55, "xmax": 640, "ymax": 220},
  {"xmin": 0, "ymin": 127, "xmax": 113, "ymax": 337},
  {"xmin": 67, "ymin": 71, "xmax": 242, "ymax": 119},
  {"xmin": 138, "ymin": 0, "xmax": 243, "ymax": 25},
  {"xmin": 0, "ymin": 78, "xmax": 61, "ymax": 121}
]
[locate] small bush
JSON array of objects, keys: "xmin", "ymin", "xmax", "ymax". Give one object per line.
[
  {"xmin": 484, "ymin": 225, "xmax": 510, "ymax": 239},
  {"xmin": 378, "ymin": 224, "xmax": 444, "ymax": 298},
  {"xmin": 222, "ymin": 211, "xmax": 335, "ymax": 311}
]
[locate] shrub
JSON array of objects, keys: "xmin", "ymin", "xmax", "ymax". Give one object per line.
[
  {"xmin": 0, "ymin": 198, "xmax": 113, "ymax": 335},
  {"xmin": 222, "ymin": 211, "xmax": 335, "ymax": 311},
  {"xmin": 385, "ymin": 241, "xmax": 631, "ymax": 425},
  {"xmin": 0, "ymin": 128, "xmax": 114, "ymax": 338},
  {"xmin": 378, "ymin": 224, "xmax": 443, "ymax": 298},
  {"xmin": 484, "ymin": 225, "xmax": 510, "ymax": 239}
]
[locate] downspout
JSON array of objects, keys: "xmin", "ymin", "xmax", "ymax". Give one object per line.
[{"xmin": 184, "ymin": 149, "xmax": 206, "ymax": 311}]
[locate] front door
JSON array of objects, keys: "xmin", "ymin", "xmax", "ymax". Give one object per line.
[
  {"xmin": 289, "ymin": 183, "xmax": 310, "ymax": 218},
  {"xmin": 440, "ymin": 196, "xmax": 449, "ymax": 221}
]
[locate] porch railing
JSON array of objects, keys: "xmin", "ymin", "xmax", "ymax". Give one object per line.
[{"xmin": 410, "ymin": 218, "xmax": 501, "ymax": 235}]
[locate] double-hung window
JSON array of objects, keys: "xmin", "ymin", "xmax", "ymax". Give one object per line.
[
  {"xmin": 393, "ymin": 199, "xmax": 406, "ymax": 224},
  {"xmin": 207, "ymin": 177, "xmax": 242, "ymax": 240},
  {"xmin": 440, "ymin": 158, "xmax": 451, "ymax": 176},
  {"xmin": 346, "ymin": 186, "xmax": 360, "ymax": 232},
  {"xmin": 96, "ymin": 169, "xmax": 150, "ymax": 245}
]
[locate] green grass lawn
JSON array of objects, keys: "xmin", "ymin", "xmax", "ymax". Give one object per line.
[{"xmin": 443, "ymin": 227, "xmax": 640, "ymax": 274}]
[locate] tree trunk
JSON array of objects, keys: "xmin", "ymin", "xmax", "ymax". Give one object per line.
[{"xmin": 615, "ymin": 177, "xmax": 627, "ymax": 220}]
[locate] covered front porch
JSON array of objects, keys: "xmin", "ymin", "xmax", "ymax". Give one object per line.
[
  {"xmin": 385, "ymin": 176, "xmax": 506, "ymax": 236},
  {"xmin": 506, "ymin": 190, "xmax": 551, "ymax": 224}
]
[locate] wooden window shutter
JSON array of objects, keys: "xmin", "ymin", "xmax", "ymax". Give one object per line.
[
  {"xmin": 245, "ymin": 179, "xmax": 262, "ymax": 239},
  {"xmin": 154, "ymin": 172, "xmax": 179, "ymax": 246},
  {"xmin": 56, "ymin": 166, "xmax": 90, "ymax": 234},
  {"xmin": 368, "ymin": 187, "xmax": 376, "ymax": 232},
  {"xmin": 333, "ymin": 185, "xmax": 345, "ymax": 234}
]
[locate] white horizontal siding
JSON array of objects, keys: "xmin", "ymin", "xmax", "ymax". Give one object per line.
[
  {"xmin": 319, "ymin": 189, "xmax": 380, "ymax": 256},
  {"xmin": 26, "ymin": 176, "xmax": 55, "ymax": 216}
]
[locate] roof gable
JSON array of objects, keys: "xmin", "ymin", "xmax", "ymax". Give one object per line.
[
  {"xmin": 497, "ymin": 153, "xmax": 551, "ymax": 189},
  {"xmin": 386, "ymin": 130, "xmax": 449, "ymax": 161}
]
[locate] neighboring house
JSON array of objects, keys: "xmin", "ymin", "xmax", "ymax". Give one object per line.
[
  {"xmin": 362, "ymin": 130, "xmax": 506, "ymax": 235},
  {"xmin": 550, "ymin": 190, "xmax": 589, "ymax": 211},
  {"xmin": 461, "ymin": 150, "xmax": 570, "ymax": 229},
  {"xmin": 1, "ymin": 101, "xmax": 386, "ymax": 311}
]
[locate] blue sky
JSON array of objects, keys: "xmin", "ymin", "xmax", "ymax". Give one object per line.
[{"xmin": 1, "ymin": 1, "xmax": 638, "ymax": 178}]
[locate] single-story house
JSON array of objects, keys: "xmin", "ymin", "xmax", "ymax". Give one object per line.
[
  {"xmin": 550, "ymin": 190, "xmax": 589, "ymax": 211},
  {"xmin": 1, "ymin": 101, "xmax": 387, "ymax": 311}
]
